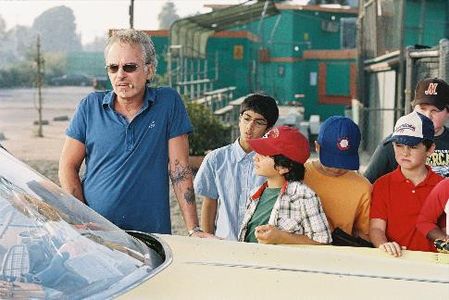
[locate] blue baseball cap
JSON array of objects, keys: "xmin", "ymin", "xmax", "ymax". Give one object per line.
[
  {"xmin": 385, "ymin": 111, "xmax": 434, "ymax": 146},
  {"xmin": 317, "ymin": 116, "xmax": 361, "ymax": 170}
]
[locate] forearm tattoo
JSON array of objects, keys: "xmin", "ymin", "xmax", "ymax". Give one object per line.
[
  {"xmin": 184, "ymin": 187, "xmax": 195, "ymax": 205},
  {"xmin": 169, "ymin": 159, "xmax": 193, "ymax": 186}
]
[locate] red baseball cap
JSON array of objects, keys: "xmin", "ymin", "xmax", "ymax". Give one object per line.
[{"xmin": 248, "ymin": 126, "xmax": 310, "ymax": 164}]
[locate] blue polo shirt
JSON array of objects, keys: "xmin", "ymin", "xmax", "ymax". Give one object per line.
[
  {"xmin": 66, "ymin": 87, "xmax": 192, "ymax": 233},
  {"xmin": 194, "ymin": 140, "xmax": 265, "ymax": 240}
]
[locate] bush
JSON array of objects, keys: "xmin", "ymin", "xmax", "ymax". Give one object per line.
[{"xmin": 185, "ymin": 100, "xmax": 231, "ymax": 156}]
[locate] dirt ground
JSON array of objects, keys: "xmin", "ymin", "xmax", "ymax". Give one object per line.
[{"xmin": 0, "ymin": 86, "xmax": 191, "ymax": 235}]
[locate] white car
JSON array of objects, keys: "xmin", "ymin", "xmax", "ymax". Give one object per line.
[{"xmin": 0, "ymin": 147, "xmax": 447, "ymax": 299}]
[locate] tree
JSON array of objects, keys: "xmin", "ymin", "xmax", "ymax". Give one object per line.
[
  {"xmin": 185, "ymin": 100, "xmax": 231, "ymax": 156},
  {"xmin": 158, "ymin": 1, "xmax": 180, "ymax": 29},
  {"xmin": 0, "ymin": 15, "xmax": 6, "ymax": 38},
  {"xmin": 32, "ymin": 6, "xmax": 82, "ymax": 53},
  {"xmin": 10, "ymin": 25, "xmax": 35, "ymax": 60},
  {"xmin": 84, "ymin": 36, "xmax": 107, "ymax": 52}
]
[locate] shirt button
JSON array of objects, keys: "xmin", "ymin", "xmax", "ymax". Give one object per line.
[{"xmin": 411, "ymin": 190, "xmax": 416, "ymax": 193}]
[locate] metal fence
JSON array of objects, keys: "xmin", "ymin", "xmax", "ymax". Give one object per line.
[{"xmin": 360, "ymin": 39, "xmax": 449, "ymax": 154}]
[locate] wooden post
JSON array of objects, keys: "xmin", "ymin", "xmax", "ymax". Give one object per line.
[{"xmin": 36, "ymin": 34, "xmax": 44, "ymax": 138}]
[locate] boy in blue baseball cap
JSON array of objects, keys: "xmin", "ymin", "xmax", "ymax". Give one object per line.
[
  {"xmin": 304, "ymin": 116, "xmax": 372, "ymax": 246},
  {"xmin": 370, "ymin": 111, "xmax": 443, "ymax": 256}
]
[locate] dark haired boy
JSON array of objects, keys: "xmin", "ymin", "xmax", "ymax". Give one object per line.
[
  {"xmin": 370, "ymin": 111, "xmax": 444, "ymax": 257},
  {"xmin": 195, "ymin": 94, "xmax": 279, "ymax": 240},
  {"xmin": 238, "ymin": 126, "xmax": 331, "ymax": 244}
]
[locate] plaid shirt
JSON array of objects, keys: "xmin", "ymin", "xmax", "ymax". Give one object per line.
[{"xmin": 238, "ymin": 181, "xmax": 332, "ymax": 244}]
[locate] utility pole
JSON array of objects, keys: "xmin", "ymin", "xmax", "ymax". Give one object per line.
[
  {"xmin": 129, "ymin": 0, "xmax": 135, "ymax": 29},
  {"xmin": 36, "ymin": 34, "xmax": 44, "ymax": 137}
]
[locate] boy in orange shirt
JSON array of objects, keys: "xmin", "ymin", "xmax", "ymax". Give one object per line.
[{"xmin": 304, "ymin": 116, "xmax": 371, "ymax": 244}]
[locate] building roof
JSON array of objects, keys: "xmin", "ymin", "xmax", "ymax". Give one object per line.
[{"xmin": 170, "ymin": 0, "xmax": 279, "ymax": 58}]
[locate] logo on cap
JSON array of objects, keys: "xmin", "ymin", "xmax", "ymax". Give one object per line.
[
  {"xmin": 336, "ymin": 137, "xmax": 350, "ymax": 151},
  {"xmin": 424, "ymin": 83, "xmax": 438, "ymax": 95},
  {"xmin": 264, "ymin": 127, "xmax": 279, "ymax": 139},
  {"xmin": 395, "ymin": 123, "xmax": 416, "ymax": 134}
]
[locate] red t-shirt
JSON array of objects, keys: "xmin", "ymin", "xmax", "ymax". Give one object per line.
[
  {"xmin": 417, "ymin": 178, "xmax": 449, "ymax": 237},
  {"xmin": 370, "ymin": 167, "xmax": 443, "ymax": 252}
]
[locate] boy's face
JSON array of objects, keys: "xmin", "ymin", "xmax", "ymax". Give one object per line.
[
  {"xmin": 239, "ymin": 110, "xmax": 269, "ymax": 146},
  {"xmin": 393, "ymin": 142, "xmax": 434, "ymax": 170},
  {"xmin": 253, "ymin": 153, "xmax": 285, "ymax": 178},
  {"xmin": 414, "ymin": 104, "xmax": 449, "ymax": 135}
]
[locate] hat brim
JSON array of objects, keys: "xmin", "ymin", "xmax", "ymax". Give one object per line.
[
  {"xmin": 319, "ymin": 151, "xmax": 359, "ymax": 170},
  {"xmin": 384, "ymin": 135, "xmax": 423, "ymax": 146},
  {"xmin": 413, "ymin": 97, "xmax": 446, "ymax": 111},
  {"xmin": 248, "ymin": 138, "xmax": 280, "ymax": 157}
]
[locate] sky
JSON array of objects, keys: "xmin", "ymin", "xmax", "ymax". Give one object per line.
[{"xmin": 0, "ymin": 0, "xmax": 257, "ymax": 45}]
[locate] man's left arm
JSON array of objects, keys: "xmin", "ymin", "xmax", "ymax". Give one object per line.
[{"xmin": 168, "ymin": 134, "xmax": 214, "ymax": 238}]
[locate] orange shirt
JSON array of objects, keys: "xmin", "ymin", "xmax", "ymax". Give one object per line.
[{"xmin": 304, "ymin": 160, "xmax": 372, "ymax": 237}]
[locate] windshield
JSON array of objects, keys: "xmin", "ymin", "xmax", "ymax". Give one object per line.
[{"xmin": 0, "ymin": 147, "xmax": 164, "ymax": 299}]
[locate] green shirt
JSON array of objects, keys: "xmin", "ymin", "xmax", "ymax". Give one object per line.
[{"xmin": 244, "ymin": 187, "xmax": 280, "ymax": 243}]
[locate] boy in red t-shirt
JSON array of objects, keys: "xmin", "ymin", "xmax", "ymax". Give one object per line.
[
  {"xmin": 370, "ymin": 111, "xmax": 443, "ymax": 257},
  {"xmin": 416, "ymin": 179, "xmax": 449, "ymax": 253}
]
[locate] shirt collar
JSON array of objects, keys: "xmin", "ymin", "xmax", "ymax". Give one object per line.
[
  {"xmin": 250, "ymin": 181, "xmax": 288, "ymax": 201},
  {"xmin": 390, "ymin": 165, "xmax": 441, "ymax": 186},
  {"xmin": 102, "ymin": 86, "xmax": 155, "ymax": 111},
  {"xmin": 232, "ymin": 139, "xmax": 253, "ymax": 162}
]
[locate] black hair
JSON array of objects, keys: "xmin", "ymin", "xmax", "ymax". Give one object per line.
[
  {"xmin": 240, "ymin": 93, "xmax": 279, "ymax": 128},
  {"xmin": 272, "ymin": 155, "xmax": 305, "ymax": 181},
  {"xmin": 422, "ymin": 139, "xmax": 434, "ymax": 150}
]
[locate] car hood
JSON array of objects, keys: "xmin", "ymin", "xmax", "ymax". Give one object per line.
[{"xmin": 121, "ymin": 234, "xmax": 449, "ymax": 299}]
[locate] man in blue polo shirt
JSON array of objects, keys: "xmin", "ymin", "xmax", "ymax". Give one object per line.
[
  {"xmin": 195, "ymin": 94, "xmax": 279, "ymax": 240},
  {"xmin": 59, "ymin": 29, "xmax": 210, "ymax": 237}
]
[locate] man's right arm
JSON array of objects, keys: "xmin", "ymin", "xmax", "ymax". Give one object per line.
[
  {"xmin": 58, "ymin": 136, "xmax": 86, "ymax": 203},
  {"xmin": 201, "ymin": 196, "xmax": 217, "ymax": 234},
  {"xmin": 364, "ymin": 141, "xmax": 396, "ymax": 183}
]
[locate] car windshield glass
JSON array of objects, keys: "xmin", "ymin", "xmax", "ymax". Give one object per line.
[{"xmin": 0, "ymin": 148, "xmax": 163, "ymax": 299}]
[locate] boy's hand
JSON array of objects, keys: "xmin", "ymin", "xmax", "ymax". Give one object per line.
[
  {"xmin": 255, "ymin": 224, "xmax": 281, "ymax": 244},
  {"xmin": 379, "ymin": 241, "xmax": 406, "ymax": 257}
]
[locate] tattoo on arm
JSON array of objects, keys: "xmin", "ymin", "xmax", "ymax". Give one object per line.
[
  {"xmin": 169, "ymin": 159, "xmax": 193, "ymax": 186},
  {"xmin": 184, "ymin": 187, "xmax": 195, "ymax": 205}
]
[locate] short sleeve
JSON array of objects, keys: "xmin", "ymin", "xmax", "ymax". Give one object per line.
[
  {"xmin": 167, "ymin": 89, "xmax": 192, "ymax": 139},
  {"xmin": 194, "ymin": 151, "xmax": 218, "ymax": 200},
  {"xmin": 66, "ymin": 98, "xmax": 88, "ymax": 144},
  {"xmin": 417, "ymin": 179, "xmax": 449, "ymax": 236},
  {"xmin": 370, "ymin": 179, "xmax": 388, "ymax": 220},
  {"xmin": 354, "ymin": 188, "xmax": 371, "ymax": 236}
]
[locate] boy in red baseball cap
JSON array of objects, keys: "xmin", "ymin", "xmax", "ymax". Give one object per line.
[{"xmin": 238, "ymin": 126, "xmax": 332, "ymax": 244}]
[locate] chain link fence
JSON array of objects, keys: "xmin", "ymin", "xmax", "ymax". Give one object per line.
[{"xmin": 359, "ymin": 40, "xmax": 449, "ymax": 154}]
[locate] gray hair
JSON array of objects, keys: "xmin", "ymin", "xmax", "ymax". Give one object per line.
[{"xmin": 104, "ymin": 29, "xmax": 158, "ymax": 75}]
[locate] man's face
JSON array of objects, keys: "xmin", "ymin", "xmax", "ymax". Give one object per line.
[
  {"xmin": 105, "ymin": 42, "xmax": 153, "ymax": 101},
  {"xmin": 414, "ymin": 104, "xmax": 449, "ymax": 135},
  {"xmin": 239, "ymin": 110, "xmax": 269, "ymax": 145}
]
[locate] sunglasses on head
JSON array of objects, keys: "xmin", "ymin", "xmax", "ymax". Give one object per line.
[{"xmin": 105, "ymin": 63, "xmax": 140, "ymax": 73}]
